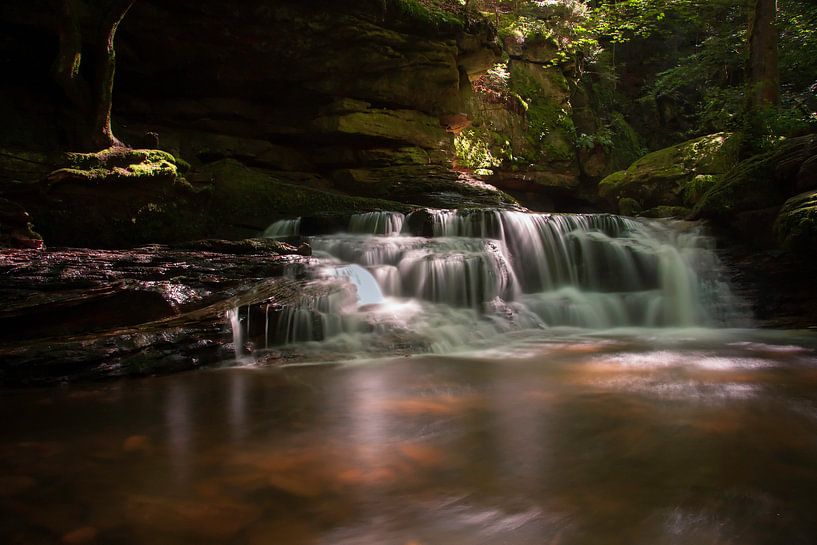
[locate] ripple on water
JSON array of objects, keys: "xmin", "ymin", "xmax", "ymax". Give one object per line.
[{"xmin": 317, "ymin": 497, "xmax": 570, "ymax": 545}]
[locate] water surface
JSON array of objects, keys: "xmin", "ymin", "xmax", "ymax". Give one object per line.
[{"xmin": 3, "ymin": 329, "xmax": 817, "ymax": 545}]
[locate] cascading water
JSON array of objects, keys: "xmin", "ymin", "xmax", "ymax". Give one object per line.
[
  {"xmin": 262, "ymin": 218, "xmax": 301, "ymax": 238},
  {"xmin": 239, "ymin": 209, "xmax": 748, "ymax": 358}
]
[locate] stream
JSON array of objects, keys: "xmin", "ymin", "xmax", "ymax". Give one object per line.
[{"xmin": 2, "ymin": 210, "xmax": 817, "ymax": 544}]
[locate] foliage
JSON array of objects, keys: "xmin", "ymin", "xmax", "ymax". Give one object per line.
[
  {"xmin": 575, "ymin": 127, "xmax": 613, "ymax": 152},
  {"xmin": 382, "ymin": 0, "xmax": 467, "ymax": 29},
  {"xmin": 454, "ymin": 127, "xmax": 512, "ymax": 174}
]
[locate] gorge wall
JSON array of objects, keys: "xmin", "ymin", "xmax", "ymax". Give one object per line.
[{"xmin": 0, "ymin": 0, "xmax": 519, "ymax": 246}]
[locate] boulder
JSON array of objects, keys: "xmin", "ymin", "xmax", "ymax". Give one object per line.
[
  {"xmin": 774, "ymin": 190, "xmax": 817, "ymax": 251},
  {"xmin": 693, "ymin": 134, "xmax": 817, "ymax": 222},
  {"xmin": 202, "ymin": 159, "xmax": 410, "ymax": 239},
  {"xmin": 0, "ymin": 198, "xmax": 43, "ymax": 249},
  {"xmin": 599, "ymin": 133, "xmax": 738, "ymax": 214}
]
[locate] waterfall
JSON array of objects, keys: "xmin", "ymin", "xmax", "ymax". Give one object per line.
[
  {"xmin": 262, "ymin": 218, "xmax": 301, "ymax": 238},
  {"xmin": 348, "ymin": 211, "xmax": 405, "ymax": 236},
  {"xmin": 326, "ymin": 264, "xmax": 386, "ymax": 306},
  {"xmin": 237, "ymin": 209, "xmax": 748, "ymax": 357},
  {"xmin": 227, "ymin": 308, "xmax": 244, "ymax": 359}
]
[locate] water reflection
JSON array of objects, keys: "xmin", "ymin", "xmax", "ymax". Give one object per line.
[
  {"xmin": 164, "ymin": 382, "xmax": 192, "ymax": 483},
  {"xmin": 2, "ymin": 332, "xmax": 817, "ymax": 544}
]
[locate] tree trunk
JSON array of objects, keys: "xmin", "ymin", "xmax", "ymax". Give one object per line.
[
  {"xmin": 742, "ymin": 0, "xmax": 779, "ymax": 157},
  {"xmin": 747, "ymin": 0, "xmax": 779, "ymax": 108},
  {"xmin": 90, "ymin": 0, "xmax": 135, "ymax": 150},
  {"xmin": 52, "ymin": 0, "xmax": 89, "ymax": 112},
  {"xmin": 52, "ymin": 0, "xmax": 134, "ymax": 150}
]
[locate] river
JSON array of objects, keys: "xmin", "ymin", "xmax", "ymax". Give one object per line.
[
  {"xmin": 3, "ymin": 329, "xmax": 817, "ymax": 544},
  {"xmin": 2, "ymin": 210, "xmax": 817, "ymax": 544}
]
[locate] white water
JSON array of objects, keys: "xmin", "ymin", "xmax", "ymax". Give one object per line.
[
  {"xmin": 237, "ymin": 210, "xmax": 749, "ymax": 358},
  {"xmin": 227, "ymin": 308, "xmax": 244, "ymax": 359},
  {"xmin": 262, "ymin": 218, "xmax": 301, "ymax": 238}
]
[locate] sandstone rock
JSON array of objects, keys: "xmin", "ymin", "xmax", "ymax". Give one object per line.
[
  {"xmin": 0, "ymin": 198, "xmax": 44, "ymax": 249},
  {"xmin": 202, "ymin": 159, "xmax": 409, "ymax": 239},
  {"xmin": 312, "ymin": 104, "xmax": 449, "ymax": 150}
]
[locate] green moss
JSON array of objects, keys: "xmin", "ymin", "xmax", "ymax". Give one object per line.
[
  {"xmin": 57, "ymin": 148, "xmax": 187, "ymax": 184},
  {"xmin": 683, "ymin": 174, "xmax": 719, "ymax": 206},
  {"xmin": 693, "ymin": 147, "xmax": 783, "ymax": 220},
  {"xmin": 203, "ymin": 159, "xmax": 411, "ymax": 224},
  {"xmin": 383, "ymin": 0, "xmax": 465, "ymax": 31},
  {"xmin": 617, "ymin": 197, "xmax": 642, "ymax": 217},
  {"xmin": 314, "ymin": 108, "xmax": 446, "ymax": 149},
  {"xmin": 639, "ymin": 205, "xmax": 692, "ymax": 219},
  {"xmin": 774, "ymin": 190, "xmax": 817, "ymax": 251},
  {"xmin": 600, "ymin": 133, "xmax": 737, "ymax": 210},
  {"xmin": 598, "ymin": 170, "xmax": 628, "ymax": 200},
  {"xmin": 509, "ymin": 67, "xmax": 576, "ymax": 163},
  {"xmin": 607, "ymin": 113, "xmax": 645, "ymax": 172}
]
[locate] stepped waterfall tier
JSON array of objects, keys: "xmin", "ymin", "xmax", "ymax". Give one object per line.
[{"xmin": 235, "ymin": 210, "xmax": 748, "ymax": 358}]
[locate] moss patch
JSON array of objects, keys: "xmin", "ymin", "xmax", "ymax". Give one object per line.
[
  {"xmin": 599, "ymin": 132, "xmax": 738, "ymax": 213},
  {"xmin": 52, "ymin": 148, "xmax": 182, "ymax": 184},
  {"xmin": 204, "ymin": 159, "xmax": 411, "ymax": 235},
  {"xmin": 693, "ymin": 135, "xmax": 817, "ymax": 222},
  {"xmin": 510, "ymin": 64, "xmax": 576, "ymax": 163},
  {"xmin": 774, "ymin": 190, "xmax": 817, "ymax": 251}
]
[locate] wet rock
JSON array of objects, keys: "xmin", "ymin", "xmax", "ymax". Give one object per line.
[
  {"xmin": 0, "ymin": 198, "xmax": 43, "ymax": 249},
  {"xmin": 0, "ymin": 246, "xmax": 311, "ymax": 385},
  {"xmin": 171, "ymin": 238, "xmax": 310, "ymax": 256}
]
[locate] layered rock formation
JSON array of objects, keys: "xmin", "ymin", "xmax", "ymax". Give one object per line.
[{"xmin": 0, "ymin": 0, "xmax": 513, "ymax": 247}]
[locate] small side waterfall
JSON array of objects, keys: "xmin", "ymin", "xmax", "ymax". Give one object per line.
[
  {"xmin": 236, "ymin": 209, "xmax": 748, "ymax": 359},
  {"xmin": 227, "ymin": 308, "xmax": 245, "ymax": 360}
]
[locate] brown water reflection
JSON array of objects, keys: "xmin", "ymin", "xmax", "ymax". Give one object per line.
[{"xmin": 2, "ymin": 333, "xmax": 817, "ymax": 544}]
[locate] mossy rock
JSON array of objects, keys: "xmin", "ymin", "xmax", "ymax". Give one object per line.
[
  {"xmin": 638, "ymin": 205, "xmax": 692, "ymax": 219},
  {"xmin": 25, "ymin": 148, "xmax": 205, "ymax": 248},
  {"xmin": 618, "ymin": 197, "xmax": 641, "ymax": 217},
  {"xmin": 508, "ymin": 61, "xmax": 576, "ymax": 164},
  {"xmin": 774, "ymin": 190, "xmax": 817, "ymax": 251},
  {"xmin": 202, "ymin": 159, "xmax": 411, "ymax": 237},
  {"xmin": 313, "ymin": 103, "xmax": 448, "ymax": 149},
  {"xmin": 599, "ymin": 133, "xmax": 737, "ymax": 213},
  {"xmin": 312, "ymin": 146, "xmax": 434, "ymax": 168},
  {"xmin": 51, "ymin": 148, "xmax": 181, "ymax": 184},
  {"xmin": 693, "ymin": 134, "xmax": 817, "ymax": 222},
  {"xmin": 607, "ymin": 113, "xmax": 645, "ymax": 174},
  {"xmin": 330, "ymin": 164, "xmax": 519, "ymax": 208}
]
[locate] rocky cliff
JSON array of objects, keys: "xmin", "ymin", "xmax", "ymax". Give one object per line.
[{"xmin": 0, "ymin": 0, "xmax": 514, "ymax": 247}]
